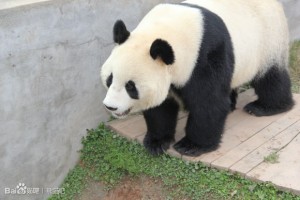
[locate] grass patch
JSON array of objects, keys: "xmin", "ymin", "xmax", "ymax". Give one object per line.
[
  {"xmin": 48, "ymin": 166, "xmax": 88, "ymax": 200},
  {"xmin": 264, "ymin": 152, "xmax": 280, "ymax": 164},
  {"xmin": 49, "ymin": 124, "xmax": 300, "ymax": 200},
  {"xmin": 290, "ymin": 41, "xmax": 300, "ymax": 93}
]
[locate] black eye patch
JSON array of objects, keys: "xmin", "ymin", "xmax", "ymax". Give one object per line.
[
  {"xmin": 125, "ymin": 80, "xmax": 139, "ymax": 99},
  {"xmin": 106, "ymin": 73, "xmax": 113, "ymax": 88}
]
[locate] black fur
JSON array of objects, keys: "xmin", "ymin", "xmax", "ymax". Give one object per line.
[
  {"xmin": 150, "ymin": 39, "xmax": 175, "ymax": 65},
  {"xmin": 125, "ymin": 80, "xmax": 139, "ymax": 99},
  {"xmin": 106, "ymin": 73, "xmax": 113, "ymax": 88},
  {"xmin": 142, "ymin": 3, "xmax": 293, "ymax": 157},
  {"xmin": 143, "ymin": 98, "xmax": 179, "ymax": 155},
  {"xmin": 244, "ymin": 66, "xmax": 294, "ymax": 116},
  {"xmin": 143, "ymin": 4, "xmax": 235, "ymax": 157},
  {"xmin": 113, "ymin": 20, "xmax": 130, "ymax": 44},
  {"xmin": 230, "ymin": 89, "xmax": 238, "ymax": 111}
]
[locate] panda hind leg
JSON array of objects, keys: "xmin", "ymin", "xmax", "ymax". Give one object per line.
[{"xmin": 244, "ymin": 66, "xmax": 294, "ymax": 116}]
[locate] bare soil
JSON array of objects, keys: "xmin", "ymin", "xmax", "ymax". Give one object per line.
[{"xmin": 77, "ymin": 176, "xmax": 169, "ymax": 200}]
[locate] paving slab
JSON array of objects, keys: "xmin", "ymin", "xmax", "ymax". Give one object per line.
[
  {"xmin": 212, "ymin": 99, "xmax": 300, "ymax": 170},
  {"xmin": 107, "ymin": 114, "xmax": 146, "ymax": 140},
  {"xmin": 107, "ymin": 89, "xmax": 300, "ymax": 195},
  {"xmin": 246, "ymin": 133, "xmax": 300, "ymax": 195},
  {"xmin": 231, "ymin": 120, "xmax": 300, "ymax": 175}
]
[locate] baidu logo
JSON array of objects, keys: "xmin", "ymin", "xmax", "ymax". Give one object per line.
[
  {"xmin": 4, "ymin": 183, "xmax": 65, "ymax": 195},
  {"xmin": 5, "ymin": 183, "xmax": 39, "ymax": 195},
  {"xmin": 16, "ymin": 183, "xmax": 27, "ymax": 194}
]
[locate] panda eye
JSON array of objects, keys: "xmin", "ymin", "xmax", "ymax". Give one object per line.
[
  {"xmin": 106, "ymin": 73, "xmax": 113, "ymax": 88},
  {"xmin": 125, "ymin": 81, "xmax": 135, "ymax": 90},
  {"xmin": 125, "ymin": 80, "xmax": 139, "ymax": 99}
]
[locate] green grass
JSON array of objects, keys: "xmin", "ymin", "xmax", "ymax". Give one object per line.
[
  {"xmin": 49, "ymin": 124, "xmax": 300, "ymax": 200},
  {"xmin": 290, "ymin": 41, "xmax": 300, "ymax": 93},
  {"xmin": 264, "ymin": 152, "xmax": 280, "ymax": 164}
]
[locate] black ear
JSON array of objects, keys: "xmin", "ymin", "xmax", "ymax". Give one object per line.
[
  {"xmin": 150, "ymin": 39, "xmax": 175, "ymax": 65},
  {"xmin": 113, "ymin": 20, "xmax": 130, "ymax": 44}
]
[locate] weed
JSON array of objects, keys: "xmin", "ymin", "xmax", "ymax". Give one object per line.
[
  {"xmin": 264, "ymin": 152, "xmax": 280, "ymax": 164},
  {"xmin": 290, "ymin": 41, "xmax": 300, "ymax": 93},
  {"xmin": 48, "ymin": 166, "xmax": 88, "ymax": 200}
]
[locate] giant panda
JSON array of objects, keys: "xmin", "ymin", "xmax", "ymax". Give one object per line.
[{"xmin": 101, "ymin": 0, "xmax": 294, "ymax": 156}]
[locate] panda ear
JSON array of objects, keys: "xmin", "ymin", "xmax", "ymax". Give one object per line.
[
  {"xmin": 113, "ymin": 20, "xmax": 130, "ymax": 44},
  {"xmin": 150, "ymin": 39, "xmax": 175, "ymax": 65}
]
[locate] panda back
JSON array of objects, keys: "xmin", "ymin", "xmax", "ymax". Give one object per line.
[{"xmin": 184, "ymin": 0, "xmax": 289, "ymax": 88}]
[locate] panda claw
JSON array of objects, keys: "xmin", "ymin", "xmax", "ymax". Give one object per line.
[
  {"xmin": 143, "ymin": 133, "xmax": 173, "ymax": 156},
  {"xmin": 146, "ymin": 146, "xmax": 162, "ymax": 156},
  {"xmin": 174, "ymin": 137, "xmax": 202, "ymax": 157},
  {"xmin": 174, "ymin": 146, "xmax": 203, "ymax": 157},
  {"xmin": 244, "ymin": 101, "xmax": 266, "ymax": 116},
  {"xmin": 174, "ymin": 137, "xmax": 218, "ymax": 157},
  {"xmin": 183, "ymin": 148, "xmax": 203, "ymax": 157},
  {"xmin": 145, "ymin": 143, "xmax": 165, "ymax": 156}
]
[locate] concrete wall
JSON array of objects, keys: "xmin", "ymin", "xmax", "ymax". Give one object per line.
[
  {"xmin": 280, "ymin": 0, "xmax": 300, "ymax": 41},
  {"xmin": 0, "ymin": 0, "xmax": 180, "ymax": 199},
  {"xmin": 0, "ymin": 0, "xmax": 298, "ymax": 200}
]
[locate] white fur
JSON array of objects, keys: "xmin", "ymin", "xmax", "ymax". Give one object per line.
[
  {"xmin": 101, "ymin": 4, "xmax": 203, "ymax": 117},
  {"xmin": 101, "ymin": 0, "xmax": 289, "ymax": 117},
  {"xmin": 184, "ymin": 0, "xmax": 289, "ymax": 87}
]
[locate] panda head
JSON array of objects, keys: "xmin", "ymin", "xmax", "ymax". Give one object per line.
[{"xmin": 101, "ymin": 20, "xmax": 175, "ymax": 118}]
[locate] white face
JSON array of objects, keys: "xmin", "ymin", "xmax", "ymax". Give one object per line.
[
  {"xmin": 102, "ymin": 74, "xmax": 137, "ymax": 119},
  {"xmin": 101, "ymin": 40, "xmax": 172, "ymax": 119}
]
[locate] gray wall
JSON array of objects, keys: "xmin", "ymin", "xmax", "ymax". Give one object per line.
[
  {"xmin": 279, "ymin": 0, "xmax": 300, "ymax": 41},
  {"xmin": 0, "ymin": 0, "xmax": 298, "ymax": 200},
  {"xmin": 0, "ymin": 0, "xmax": 180, "ymax": 199}
]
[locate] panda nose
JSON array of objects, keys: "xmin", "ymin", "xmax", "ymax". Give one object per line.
[{"xmin": 104, "ymin": 104, "xmax": 118, "ymax": 111}]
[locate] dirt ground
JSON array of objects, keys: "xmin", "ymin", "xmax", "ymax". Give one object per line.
[{"xmin": 77, "ymin": 176, "xmax": 170, "ymax": 200}]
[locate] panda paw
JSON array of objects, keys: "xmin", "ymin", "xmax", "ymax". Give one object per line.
[
  {"xmin": 174, "ymin": 137, "xmax": 218, "ymax": 157},
  {"xmin": 245, "ymin": 100, "xmax": 293, "ymax": 117},
  {"xmin": 244, "ymin": 101, "xmax": 266, "ymax": 116},
  {"xmin": 143, "ymin": 133, "xmax": 174, "ymax": 156}
]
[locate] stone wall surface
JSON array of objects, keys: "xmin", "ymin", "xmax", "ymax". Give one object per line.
[
  {"xmin": 279, "ymin": 0, "xmax": 300, "ymax": 41},
  {"xmin": 0, "ymin": 0, "xmax": 179, "ymax": 199}
]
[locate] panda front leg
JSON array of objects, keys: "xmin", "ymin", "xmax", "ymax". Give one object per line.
[
  {"xmin": 143, "ymin": 98, "xmax": 179, "ymax": 155},
  {"xmin": 174, "ymin": 97, "xmax": 230, "ymax": 157},
  {"xmin": 230, "ymin": 89, "xmax": 238, "ymax": 111}
]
